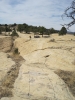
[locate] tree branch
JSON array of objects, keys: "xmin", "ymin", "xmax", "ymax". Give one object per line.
[{"xmin": 62, "ymin": 0, "xmax": 75, "ymax": 28}]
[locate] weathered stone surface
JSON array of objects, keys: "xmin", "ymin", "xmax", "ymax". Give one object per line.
[
  {"xmin": 1, "ymin": 33, "xmax": 75, "ymax": 100},
  {"xmin": 15, "ymin": 34, "xmax": 75, "ymax": 71},
  {"xmin": 4, "ymin": 63, "xmax": 74, "ymax": 100},
  {"xmin": 1, "ymin": 63, "xmax": 74, "ymax": 100},
  {"xmin": 0, "ymin": 36, "xmax": 13, "ymax": 52}
]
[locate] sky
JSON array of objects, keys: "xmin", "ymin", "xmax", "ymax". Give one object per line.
[{"xmin": 0, "ymin": 0, "xmax": 75, "ymax": 31}]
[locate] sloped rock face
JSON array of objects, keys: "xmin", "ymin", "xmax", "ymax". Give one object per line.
[
  {"xmin": 0, "ymin": 36, "xmax": 13, "ymax": 52},
  {"xmin": 14, "ymin": 34, "xmax": 75, "ymax": 72}
]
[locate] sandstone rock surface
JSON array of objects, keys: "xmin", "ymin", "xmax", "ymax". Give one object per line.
[
  {"xmin": 0, "ymin": 33, "xmax": 75, "ymax": 100},
  {"xmin": 14, "ymin": 34, "xmax": 75, "ymax": 71}
]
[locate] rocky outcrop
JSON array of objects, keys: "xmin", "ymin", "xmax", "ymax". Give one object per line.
[{"xmin": 0, "ymin": 36, "xmax": 13, "ymax": 52}]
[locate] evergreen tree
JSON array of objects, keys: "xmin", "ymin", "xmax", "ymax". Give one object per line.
[
  {"xmin": 59, "ymin": 27, "xmax": 67, "ymax": 35},
  {"xmin": 11, "ymin": 30, "xmax": 19, "ymax": 37}
]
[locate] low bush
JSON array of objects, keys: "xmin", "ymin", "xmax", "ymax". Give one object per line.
[
  {"xmin": 50, "ymin": 39, "xmax": 55, "ymax": 42},
  {"xmin": 14, "ymin": 48, "xmax": 18, "ymax": 54},
  {"xmin": 59, "ymin": 27, "xmax": 67, "ymax": 35},
  {"xmin": 11, "ymin": 30, "xmax": 19, "ymax": 37}
]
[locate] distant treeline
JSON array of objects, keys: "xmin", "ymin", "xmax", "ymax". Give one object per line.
[
  {"xmin": 1, "ymin": 23, "xmax": 74, "ymax": 36},
  {"xmin": 17, "ymin": 23, "xmax": 59, "ymax": 35},
  {"xmin": 0, "ymin": 23, "xmax": 59, "ymax": 35},
  {"xmin": 0, "ymin": 24, "xmax": 13, "ymax": 34}
]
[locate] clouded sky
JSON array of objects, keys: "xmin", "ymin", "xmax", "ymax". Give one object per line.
[{"xmin": 0, "ymin": 0, "xmax": 75, "ymax": 31}]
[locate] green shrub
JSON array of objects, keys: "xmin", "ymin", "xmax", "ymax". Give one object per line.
[
  {"xmin": 14, "ymin": 48, "xmax": 18, "ymax": 54},
  {"xmin": 50, "ymin": 39, "xmax": 55, "ymax": 42},
  {"xmin": 0, "ymin": 28, "xmax": 2, "ymax": 34},
  {"xmin": 59, "ymin": 27, "xmax": 67, "ymax": 35},
  {"xmin": 11, "ymin": 30, "xmax": 19, "ymax": 37}
]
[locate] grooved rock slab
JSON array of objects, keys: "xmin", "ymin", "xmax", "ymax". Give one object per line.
[
  {"xmin": 10, "ymin": 63, "xmax": 75, "ymax": 100},
  {"xmin": 24, "ymin": 49, "xmax": 75, "ymax": 71},
  {"xmin": 14, "ymin": 34, "xmax": 75, "ymax": 71}
]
